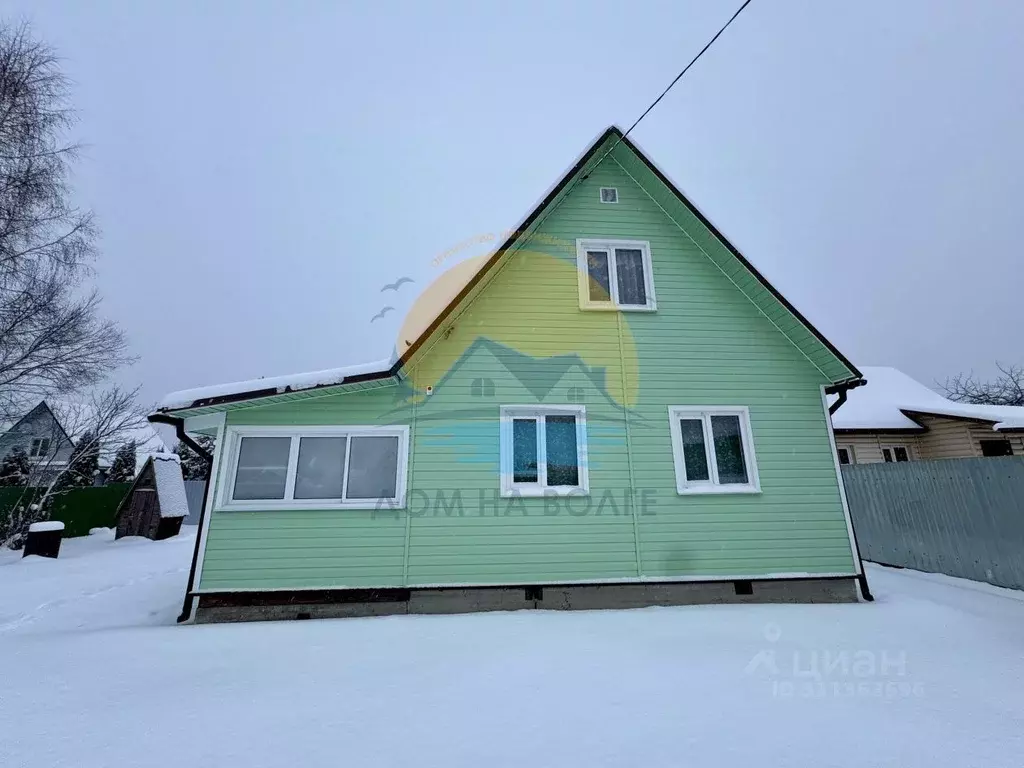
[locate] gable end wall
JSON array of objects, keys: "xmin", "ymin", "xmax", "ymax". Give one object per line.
[{"xmin": 196, "ymin": 154, "xmax": 857, "ymax": 592}]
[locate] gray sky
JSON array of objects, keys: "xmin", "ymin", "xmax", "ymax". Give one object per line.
[{"xmin": 8, "ymin": 0, "xmax": 1024, "ymax": 405}]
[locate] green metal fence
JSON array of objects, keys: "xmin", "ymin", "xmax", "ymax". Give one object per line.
[{"xmin": 0, "ymin": 484, "xmax": 131, "ymax": 539}]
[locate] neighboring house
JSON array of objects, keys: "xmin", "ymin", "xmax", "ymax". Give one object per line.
[
  {"xmin": 0, "ymin": 400, "xmax": 168, "ymax": 485},
  {"xmin": 0, "ymin": 401, "xmax": 75, "ymax": 483},
  {"xmin": 153, "ymin": 126, "xmax": 869, "ymax": 623},
  {"xmin": 831, "ymin": 366, "xmax": 1024, "ymax": 464}
]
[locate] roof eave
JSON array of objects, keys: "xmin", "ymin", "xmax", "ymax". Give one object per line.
[{"xmin": 152, "ymin": 366, "xmax": 401, "ymax": 417}]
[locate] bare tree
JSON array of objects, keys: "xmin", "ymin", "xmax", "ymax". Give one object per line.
[
  {"xmin": 0, "ymin": 23, "xmax": 131, "ymax": 425},
  {"xmin": 1, "ymin": 385, "xmax": 147, "ymax": 548},
  {"xmin": 943, "ymin": 363, "xmax": 1024, "ymax": 407}
]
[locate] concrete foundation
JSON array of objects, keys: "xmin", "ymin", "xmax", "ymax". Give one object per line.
[{"xmin": 193, "ymin": 577, "xmax": 860, "ymax": 624}]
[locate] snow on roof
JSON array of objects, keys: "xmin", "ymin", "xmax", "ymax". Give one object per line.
[
  {"xmin": 29, "ymin": 520, "xmax": 65, "ymax": 533},
  {"xmin": 150, "ymin": 454, "xmax": 189, "ymax": 519},
  {"xmin": 833, "ymin": 366, "xmax": 1024, "ymax": 431},
  {"xmin": 158, "ymin": 357, "xmax": 395, "ymax": 411}
]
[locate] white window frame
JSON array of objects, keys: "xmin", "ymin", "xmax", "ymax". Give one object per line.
[
  {"xmin": 575, "ymin": 238, "xmax": 657, "ymax": 312},
  {"xmin": 599, "ymin": 187, "xmax": 618, "ymax": 203},
  {"xmin": 29, "ymin": 437, "xmax": 51, "ymax": 458},
  {"xmin": 217, "ymin": 424, "xmax": 410, "ymax": 511},
  {"xmin": 836, "ymin": 444, "xmax": 856, "ymax": 465},
  {"xmin": 881, "ymin": 444, "xmax": 910, "ymax": 463},
  {"xmin": 499, "ymin": 405, "xmax": 589, "ymax": 497},
  {"xmin": 668, "ymin": 406, "xmax": 761, "ymax": 495}
]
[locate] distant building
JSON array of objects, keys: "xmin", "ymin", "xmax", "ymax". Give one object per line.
[
  {"xmin": 0, "ymin": 402, "xmax": 75, "ymax": 483},
  {"xmin": 831, "ymin": 367, "xmax": 1024, "ymax": 464},
  {"xmin": 0, "ymin": 400, "xmax": 168, "ymax": 485}
]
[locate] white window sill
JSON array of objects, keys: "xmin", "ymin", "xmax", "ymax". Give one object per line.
[
  {"xmin": 579, "ymin": 303, "xmax": 657, "ymax": 313},
  {"xmin": 501, "ymin": 487, "xmax": 589, "ymax": 498},
  {"xmin": 676, "ymin": 485, "xmax": 762, "ymax": 496},
  {"xmin": 216, "ymin": 499, "xmax": 405, "ymax": 512}
]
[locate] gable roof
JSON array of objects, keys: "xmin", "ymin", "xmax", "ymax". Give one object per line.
[
  {"xmin": 832, "ymin": 366, "xmax": 1024, "ymax": 432},
  {"xmin": 117, "ymin": 453, "xmax": 189, "ymax": 520},
  {"xmin": 156, "ymin": 126, "xmax": 861, "ymax": 416},
  {"xmin": 0, "ymin": 400, "xmax": 75, "ymax": 448}
]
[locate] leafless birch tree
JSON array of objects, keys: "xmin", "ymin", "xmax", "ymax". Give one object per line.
[{"xmin": 0, "ymin": 23, "xmax": 131, "ymax": 424}]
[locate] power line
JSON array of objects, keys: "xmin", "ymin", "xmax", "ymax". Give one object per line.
[
  {"xmin": 622, "ymin": 0, "xmax": 754, "ymax": 141},
  {"xmin": 580, "ymin": 0, "xmax": 754, "ymax": 179}
]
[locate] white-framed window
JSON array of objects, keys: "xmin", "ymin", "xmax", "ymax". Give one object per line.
[
  {"xmin": 836, "ymin": 445, "xmax": 855, "ymax": 465},
  {"xmin": 881, "ymin": 445, "xmax": 910, "ymax": 463},
  {"xmin": 499, "ymin": 405, "xmax": 589, "ymax": 497},
  {"xmin": 218, "ymin": 425, "xmax": 410, "ymax": 511},
  {"xmin": 29, "ymin": 437, "xmax": 51, "ymax": 458},
  {"xmin": 668, "ymin": 406, "xmax": 760, "ymax": 494},
  {"xmin": 599, "ymin": 187, "xmax": 618, "ymax": 203},
  {"xmin": 575, "ymin": 238, "xmax": 656, "ymax": 311}
]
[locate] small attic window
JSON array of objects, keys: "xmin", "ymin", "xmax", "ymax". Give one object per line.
[{"xmin": 599, "ymin": 187, "xmax": 618, "ymax": 204}]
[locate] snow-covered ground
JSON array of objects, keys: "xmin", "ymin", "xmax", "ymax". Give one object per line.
[{"xmin": 2, "ymin": 532, "xmax": 1023, "ymax": 768}]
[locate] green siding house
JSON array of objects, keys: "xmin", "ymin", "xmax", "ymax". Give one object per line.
[{"xmin": 153, "ymin": 127, "xmax": 869, "ymax": 623}]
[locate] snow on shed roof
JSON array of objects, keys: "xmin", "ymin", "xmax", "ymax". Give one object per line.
[
  {"xmin": 833, "ymin": 366, "xmax": 1024, "ymax": 431},
  {"xmin": 158, "ymin": 357, "xmax": 395, "ymax": 411},
  {"xmin": 150, "ymin": 454, "xmax": 189, "ymax": 519}
]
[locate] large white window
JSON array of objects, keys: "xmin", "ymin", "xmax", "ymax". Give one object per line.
[
  {"xmin": 668, "ymin": 407, "xmax": 760, "ymax": 494},
  {"xmin": 575, "ymin": 239, "xmax": 656, "ymax": 311},
  {"xmin": 219, "ymin": 425, "xmax": 410, "ymax": 510},
  {"xmin": 499, "ymin": 405, "xmax": 589, "ymax": 497}
]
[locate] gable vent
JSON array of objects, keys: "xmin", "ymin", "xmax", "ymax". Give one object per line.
[{"xmin": 599, "ymin": 187, "xmax": 618, "ymax": 203}]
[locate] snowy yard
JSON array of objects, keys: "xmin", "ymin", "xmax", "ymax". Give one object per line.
[{"xmin": 1, "ymin": 531, "xmax": 1023, "ymax": 768}]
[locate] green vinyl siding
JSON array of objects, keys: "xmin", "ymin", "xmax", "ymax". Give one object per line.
[
  {"xmin": 196, "ymin": 146, "xmax": 856, "ymax": 592},
  {"xmin": 199, "ymin": 387, "xmax": 409, "ymax": 590}
]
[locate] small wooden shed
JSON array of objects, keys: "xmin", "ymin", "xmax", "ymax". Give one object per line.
[{"xmin": 115, "ymin": 454, "xmax": 189, "ymax": 540}]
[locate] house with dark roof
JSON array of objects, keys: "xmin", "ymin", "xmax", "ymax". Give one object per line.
[{"xmin": 153, "ymin": 127, "xmax": 869, "ymax": 623}]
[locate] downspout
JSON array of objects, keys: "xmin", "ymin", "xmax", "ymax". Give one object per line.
[
  {"xmin": 148, "ymin": 412, "xmax": 214, "ymax": 623},
  {"xmin": 823, "ymin": 379, "xmax": 874, "ymax": 602},
  {"xmin": 828, "ymin": 388, "xmax": 848, "ymax": 415}
]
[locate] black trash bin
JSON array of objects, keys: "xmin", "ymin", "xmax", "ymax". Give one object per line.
[{"xmin": 23, "ymin": 521, "xmax": 65, "ymax": 558}]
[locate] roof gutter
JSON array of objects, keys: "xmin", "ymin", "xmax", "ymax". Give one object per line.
[
  {"xmin": 826, "ymin": 377, "xmax": 866, "ymax": 415},
  {"xmin": 148, "ymin": 412, "xmax": 213, "ymax": 624}
]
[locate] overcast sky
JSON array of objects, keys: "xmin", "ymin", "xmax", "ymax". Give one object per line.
[{"xmin": 7, "ymin": 0, "xmax": 1024, "ymax": 405}]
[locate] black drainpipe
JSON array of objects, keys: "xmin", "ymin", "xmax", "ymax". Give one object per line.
[
  {"xmin": 828, "ymin": 388, "xmax": 848, "ymax": 415},
  {"xmin": 823, "ymin": 379, "xmax": 873, "ymax": 602},
  {"xmin": 149, "ymin": 412, "xmax": 214, "ymax": 623}
]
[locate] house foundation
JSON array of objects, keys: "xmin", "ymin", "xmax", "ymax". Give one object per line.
[{"xmin": 193, "ymin": 577, "xmax": 860, "ymax": 623}]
